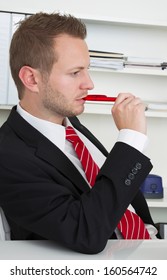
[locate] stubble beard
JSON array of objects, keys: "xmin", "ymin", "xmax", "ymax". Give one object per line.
[{"xmin": 42, "ymin": 84, "xmax": 84, "ymax": 119}]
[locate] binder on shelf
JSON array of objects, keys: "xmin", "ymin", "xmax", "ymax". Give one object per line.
[
  {"xmin": 90, "ymin": 57, "xmax": 124, "ymax": 70},
  {"xmin": 0, "ymin": 12, "xmax": 11, "ymax": 104},
  {"xmin": 89, "ymin": 49, "xmax": 126, "ymax": 70},
  {"xmin": 7, "ymin": 13, "xmax": 25, "ymax": 105},
  {"xmin": 89, "ymin": 50, "xmax": 167, "ymax": 71},
  {"xmin": 89, "ymin": 50, "xmax": 124, "ymax": 59}
]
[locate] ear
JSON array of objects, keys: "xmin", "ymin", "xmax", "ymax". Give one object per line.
[{"xmin": 19, "ymin": 66, "xmax": 40, "ymax": 92}]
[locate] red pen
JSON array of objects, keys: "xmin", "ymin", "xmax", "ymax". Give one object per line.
[
  {"xmin": 84, "ymin": 94, "xmax": 148, "ymax": 111},
  {"xmin": 83, "ymin": 94, "xmax": 116, "ymax": 102}
]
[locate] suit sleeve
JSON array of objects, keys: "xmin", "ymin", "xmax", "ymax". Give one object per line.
[{"xmin": 0, "ymin": 140, "xmax": 152, "ymax": 254}]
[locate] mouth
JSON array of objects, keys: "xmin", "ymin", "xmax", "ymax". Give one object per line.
[
  {"xmin": 74, "ymin": 97, "xmax": 86, "ymax": 106},
  {"xmin": 81, "ymin": 95, "xmax": 88, "ymax": 101},
  {"xmin": 76, "ymin": 95, "xmax": 87, "ymax": 101}
]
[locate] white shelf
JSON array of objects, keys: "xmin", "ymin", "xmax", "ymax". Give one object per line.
[
  {"xmin": 84, "ymin": 101, "xmax": 167, "ymax": 118},
  {"xmin": 79, "ymin": 14, "xmax": 167, "ymax": 28},
  {"xmin": 0, "ymin": 105, "xmax": 12, "ymax": 110},
  {"xmin": 90, "ymin": 67, "xmax": 167, "ymax": 77},
  {"xmin": 3, "ymin": 102, "xmax": 167, "ymax": 118},
  {"xmin": 145, "ymin": 110, "xmax": 167, "ymax": 118}
]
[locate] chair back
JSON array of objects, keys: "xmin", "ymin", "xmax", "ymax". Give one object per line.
[{"xmin": 0, "ymin": 207, "xmax": 11, "ymax": 240}]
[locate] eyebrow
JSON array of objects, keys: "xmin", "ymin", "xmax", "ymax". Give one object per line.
[{"xmin": 68, "ymin": 65, "xmax": 90, "ymax": 71}]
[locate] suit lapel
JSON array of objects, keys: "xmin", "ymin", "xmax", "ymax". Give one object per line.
[
  {"xmin": 7, "ymin": 107, "xmax": 90, "ymax": 193},
  {"xmin": 36, "ymin": 139, "xmax": 90, "ymax": 192}
]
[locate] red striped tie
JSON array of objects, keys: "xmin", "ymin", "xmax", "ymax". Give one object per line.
[
  {"xmin": 66, "ymin": 126, "xmax": 151, "ymax": 239},
  {"xmin": 66, "ymin": 126, "xmax": 99, "ymax": 187},
  {"xmin": 117, "ymin": 209, "xmax": 150, "ymax": 239}
]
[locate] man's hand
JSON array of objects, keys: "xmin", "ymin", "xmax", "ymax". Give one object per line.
[{"xmin": 112, "ymin": 93, "xmax": 147, "ymax": 134}]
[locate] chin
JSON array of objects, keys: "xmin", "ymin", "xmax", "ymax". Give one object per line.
[
  {"xmin": 76, "ymin": 106, "xmax": 85, "ymax": 116},
  {"xmin": 67, "ymin": 104, "xmax": 85, "ymax": 118},
  {"xmin": 71, "ymin": 104, "xmax": 84, "ymax": 116}
]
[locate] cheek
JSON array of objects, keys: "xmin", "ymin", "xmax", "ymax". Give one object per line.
[
  {"xmin": 54, "ymin": 74, "xmax": 78, "ymax": 89},
  {"xmin": 49, "ymin": 74, "xmax": 78, "ymax": 100},
  {"xmin": 53, "ymin": 79, "xmax": 71, "ymax": 95}
]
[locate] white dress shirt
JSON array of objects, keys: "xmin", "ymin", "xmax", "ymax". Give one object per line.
[{"xmin": 16, "ymin": 104, "xmax": 157, "ymax": 239}]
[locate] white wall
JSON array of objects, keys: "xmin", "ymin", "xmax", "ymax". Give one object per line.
[{"xmin": 0, "ymin": 0, "xmax": 167, "ymax": 22}]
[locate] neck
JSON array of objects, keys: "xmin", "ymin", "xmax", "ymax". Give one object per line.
[{"xmin": 19, "ymin": 101, "xmax": 65, "ymax": 125}]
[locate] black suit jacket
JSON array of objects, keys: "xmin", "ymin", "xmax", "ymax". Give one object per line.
[{"xmin": 0, "ymin": 107, "xmax": 154, "ymax": 253}]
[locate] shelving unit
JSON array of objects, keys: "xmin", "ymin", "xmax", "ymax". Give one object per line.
[
  {"xmin": 1, "ymin": 10, "xmax": 167, "ymax": 107},
  {"xmin": 0, "ymin": 105, "xmax": 12, "ymax": 110},
  {"xmin": 77, "ymin": 11, "xmax": 167, "ymax": 27},
  {"xmin": 89, "ymin": 66, "xmax": 167, "ymax": 76},
  {"xmin": 81, "ymin": 14, "xmax": 167, "ymax": 223},
  {"xmin": 2, "ymin": 101, "xmax": 167, "ymax": 118},
  {"xmin": 0, "ymin": 5, "xmax": 167, "ymax": 222}
]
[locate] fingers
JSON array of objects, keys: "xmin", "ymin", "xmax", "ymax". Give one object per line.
[
  {"xmin": 114, "ymin": 92, "xmax": 135, "ymax": 105},
  {"xmin": 112, "ymin": 93, "xmax": 145, "ymax": 114},
  {"xmin": 111, "ymin": 93, "xmax": 147, "ymax": 134}
]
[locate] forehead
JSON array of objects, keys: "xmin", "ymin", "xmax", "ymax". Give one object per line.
[{"xmin": 54, "ymin": 35, "xmax": 89, "ymax": 63}]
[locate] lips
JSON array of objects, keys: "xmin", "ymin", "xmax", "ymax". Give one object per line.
[{"xmin": 76, "ymin": 94, "xmax": 88, "ymax": 101}]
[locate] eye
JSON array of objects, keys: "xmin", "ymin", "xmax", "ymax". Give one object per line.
[
  {"xmin": 71, "ymin": 70, "xmax": 80, "ymax": 78},
  {"xmin": 71, "ymin": 70, "xmax": 80, "ymax": 76}
]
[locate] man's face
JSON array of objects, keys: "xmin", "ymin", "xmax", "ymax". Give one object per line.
[{"xmin": 39, "ymin": 34, "xmax": 94, "ymax": 123}]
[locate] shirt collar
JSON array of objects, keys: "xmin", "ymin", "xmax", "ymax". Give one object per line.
[{"xmin": 17, "ymin": 103, "xmax": 72, "ymax": 151}]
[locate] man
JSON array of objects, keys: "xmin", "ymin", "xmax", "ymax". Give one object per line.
[{"xmin": 0, "ymin": 12, "xmax": 158, "ymax": 254}]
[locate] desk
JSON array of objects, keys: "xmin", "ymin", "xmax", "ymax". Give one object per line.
[{"xmin": 0, "ymin": 240, "xmax": 167, "ymax": 260}]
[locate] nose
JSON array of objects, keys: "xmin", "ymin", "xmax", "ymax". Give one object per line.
[{"xmin": 81, "ymin": 71, "xmax": 94, "ymax": 91}]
